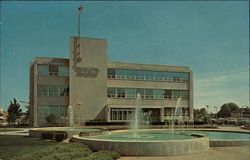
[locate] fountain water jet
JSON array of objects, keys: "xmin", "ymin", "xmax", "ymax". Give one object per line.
[{"xmin": 129, "ymin": 93, "xmax": 151, "ymax": 138}]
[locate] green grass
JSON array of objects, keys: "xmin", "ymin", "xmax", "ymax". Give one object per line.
[
  {"xmin": 0, "ymin": 135, "xmax": 120, "ymax": 160},
  {"xmin": 0, "ymin": 135, "xmax": 56, "ymax": 159}
]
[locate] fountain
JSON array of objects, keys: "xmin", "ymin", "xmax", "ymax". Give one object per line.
[{"xmin": 71, "ymin": 94, "xmax": 210, "ymax": 156}]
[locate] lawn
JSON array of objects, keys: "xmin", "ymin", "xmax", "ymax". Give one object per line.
[
  {"xmin": 0, "ymin": 135, "xmax": 120, "ymax": 160},
  {"xmin": 0, "ymin": 135, "xmax": 56, "ymax": 159}
]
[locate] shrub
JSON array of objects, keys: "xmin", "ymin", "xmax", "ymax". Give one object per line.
[
  {"xmin": 83, "ymin": 150, "xmax": 120, "ymax": 160},
  {"xmin": 45, "ymin": 114, "xmax": 56, "ymax": 124},
  {"xmin": 41, "ymin": 132, "xmax": 54, "ymax": 140},
  {"xmin": 12, "ymin": 143, "xmax": 92, "ymax": 160},
  {"xmin": 55, "ymin": 132, "xmax": 67, "ymax": 142}
]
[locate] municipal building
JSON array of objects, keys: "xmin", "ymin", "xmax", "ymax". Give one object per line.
[{"xmin": 30, "ymin": 37, "xmax": 193, "ymax": 127}]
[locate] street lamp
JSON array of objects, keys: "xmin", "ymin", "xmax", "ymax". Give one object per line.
[{"xmin": 77, "ymin": 102, "xmax": 81, "ymax": 126}]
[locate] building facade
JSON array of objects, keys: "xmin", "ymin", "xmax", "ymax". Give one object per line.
[{"xmin": 30, "ymin": 37, "xmax": 193, "ymax": 127}]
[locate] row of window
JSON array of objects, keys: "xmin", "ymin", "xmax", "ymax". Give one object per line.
[
  {"xmin": 38, "ymin": 105, "xmax": 67, "ymax": 117},
  {"xmin": 110, "ymin": 108, "xmax": 135, "ymax": 121},
  {"xmin": 37, "ymin": 64, "xmax": 69, "ymax": 76},
  {"xmin": 108, "ymin": 68, "xmax": 189, "ymax": 82},
  {"xmin": 38, "ymin": 85, "xmax": 69, "ymax": 96},
  {"xmin": 107, "ymin": 88, "xmax": 189, "ymax": 99}
]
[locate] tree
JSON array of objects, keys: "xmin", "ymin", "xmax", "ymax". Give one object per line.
[
  {"xmin": 193, "ymin": 108, "xmax": 207, "ymax": 121},
  {"xmin": 7, "ymin": 98, "xmax": 22, "ymax": 125},
  {"xmin": 217, "ymin": 102, "xmax": 239, "ymax": 118},
  {"xmin": 20, "ymin": 100, "xmax": 30, "ymax": 125}
]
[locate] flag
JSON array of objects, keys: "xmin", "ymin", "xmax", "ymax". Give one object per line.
[{"xmin": 78, "ymin": 5, "xmax": 84, "ymax": 12}]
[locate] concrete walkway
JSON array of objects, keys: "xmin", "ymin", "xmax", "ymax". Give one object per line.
[
  {"xmin": 119, "ymin": 146, "xmax": 250, "ymax": 160},
  {"xmin": 0, "ymin": 128, "xmax": 29, "ymax": 136}
]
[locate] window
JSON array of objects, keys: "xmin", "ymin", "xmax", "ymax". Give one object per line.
[
  {"xmin": 38, "ymin": 106, "xmax": 67, "ymax": 117},
  {"xmin": 179, "ymin": 72, "xmax": 189, "ymax": 81},
  {"xmin": 180, "ymin": 90, "xmax": 189, "ymax": 98},
  {"xmin": 164, "ymin": 90, "xmax": 172, "ymax": 99},
  {"xmin": 59, "ymin": 66, "xmax": 69, "ymax": 76},
  {"xmin": 49, "ymin": 65, "xmax": 59, "ymax": 76},
  {"xmin": 145, "ymin": 71, "xmax": 155, "ymax": 80},
  {"xmin": 172, "ymin": 72, "xmax": 180, "ymax": 81},
  {"xmin": 136, "ymin": 70, "xmax": 144, "ymax": 80},
  {"xmin": 145, "ymin": 89, "xmax": 154, "ymax": 99},
  {"xmin": 172, "ymin": 90, "xmax": 180, "ymax": 98},
  {"xmin": 125, "ymin": 88, "xmax": 136, "ymax": 98},
  {"xmin": 106, "ymin": 68, "xmax": 189, "ymax": 83},
  {"xmin": 117, "ymin": 88, "xmax": 125, "ymax": 98},
  {"xmin": 154, "ymin": 71, "xmax": 164, "ymax": 80},
  {"xmin": 126, "ymin": 70, "xmax": 136, "ymax": 79},
  {"xmin": 123, "ymin": 110, "xmax": 128, "ymax": 120},
  {"xmin": 163, "ymin": 72, "xmax": 172, "ymax": 81},
  {"xmin": 111, "ymin": 109, "xmax": 117, "ymax": 120},
  {"xmin": 154, "ymin": 89, "xmax": 164, "ymax": 99},
  {"xmin": 118, "ymin": 110, "xmax": 123, "ymax": 120},
  {"xmin": 60, "ymin": 86, "xmax": 69, "ymax": 96},
  {"xmin": 107, "ymin": 68, "xmax": 116, "ymax": 78},
  {"xmin": 37, "ymin": 64, "xmax": 49, "ymax": 76},
  {"xmin": 49, "ymin": 85, "xmax": 59, "ymax": 96},
  {"xmin": 116, "ymin": 69, "xmax": 126, "ymax": 79},
  {"xmin": 108, "ymin": 88, "xmax": 116, "ymax": 98},
  {"xmin": 60, "ymin": 106, "xmax": 67, "ymax": 117},
  {"xmin": 38, "ymin": 85, "xmax": 48, "ymax": 96},
  {"xmin": 136, "ymin": 88, "xmax": 145, "ymax": 98}
]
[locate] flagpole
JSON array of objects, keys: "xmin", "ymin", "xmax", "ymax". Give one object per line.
[{"xmin": 78, "ymin": 5, "xmax": 83, "ymax": 38}]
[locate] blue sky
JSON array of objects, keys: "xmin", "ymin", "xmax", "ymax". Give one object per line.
[{"xmin": 0, "ymin": 1, "xmax": 249, "ymax": 112}]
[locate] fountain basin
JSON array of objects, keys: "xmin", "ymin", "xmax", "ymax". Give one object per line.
[{"xmin": 72, "ymin": 129, "xmax": 209, "ymax": 156}]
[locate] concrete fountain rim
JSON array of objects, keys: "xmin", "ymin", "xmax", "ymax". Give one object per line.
[{"xmin": 75, "ymin": 129, "xmax": 208, "ymax": 143}]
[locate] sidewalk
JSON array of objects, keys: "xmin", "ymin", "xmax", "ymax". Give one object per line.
[{"xmin": 119, "ymin": 146, "xmax": 250, "ymax": 160}]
